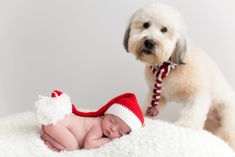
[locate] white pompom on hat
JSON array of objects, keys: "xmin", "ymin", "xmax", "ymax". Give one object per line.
[{"xmin": 35, "ymin": 90, "xmax": 72, "ymax": 125}]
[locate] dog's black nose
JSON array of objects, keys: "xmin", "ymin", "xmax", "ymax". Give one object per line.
[{"xmin": 144, "ymin": 39, "xmax": 155, "ymax": 49}]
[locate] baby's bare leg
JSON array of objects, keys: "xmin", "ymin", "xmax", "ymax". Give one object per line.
[
  {"xmin": 44, "ymin": 140, "xmax": 60, "ymax": 152},
  {"xmin": 41, "ymin": 129, "xmax": 65, "ymax": 151},
  {"xmin": 42, "ymin": 124, "xmax": 79, "ymax": 151}
]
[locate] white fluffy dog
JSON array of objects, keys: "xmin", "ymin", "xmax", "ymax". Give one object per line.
[{"xmin": 123, "ymin": 3, "xmax": 235, "ymax": 150}]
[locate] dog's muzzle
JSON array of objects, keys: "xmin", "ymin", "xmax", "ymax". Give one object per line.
[
  {"xmin": 144, "ymin": 39, "xmax": 155, "ymax": 49},
  {"xmin": 140, "ymin": 39, "xmax": 156, "ymax": 55}
]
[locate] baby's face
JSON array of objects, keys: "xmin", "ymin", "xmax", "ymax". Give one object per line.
[{"xmin": 101, "ymin": 114, "xmax": 131, "ymax": 139}]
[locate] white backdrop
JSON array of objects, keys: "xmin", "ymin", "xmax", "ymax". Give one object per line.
[{"xmin": 0, "ymin": 0, "xmax": 235, "ymax": 122}]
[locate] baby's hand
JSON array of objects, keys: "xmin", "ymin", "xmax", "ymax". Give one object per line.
[
  {"xmin": 84, "ymin": 137, "xmax": 111, "ymax": 149},
  {"xmin": 102, "ymin": 137, "xmax": 112, "ymax": 142}
]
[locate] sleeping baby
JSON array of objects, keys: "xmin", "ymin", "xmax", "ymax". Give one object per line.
[{"xmin": 35, "ymin": 90, "xmax": 144, "ymax": 151}]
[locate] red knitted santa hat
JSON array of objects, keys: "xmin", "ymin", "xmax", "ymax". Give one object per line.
[{"xmin": 50, "ymin": 90, "xmax": 144, "ymax": 131}]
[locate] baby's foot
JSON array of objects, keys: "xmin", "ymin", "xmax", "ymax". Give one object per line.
[{"xmin": 44, "ymin": 141, "xmax": 61, "ymax": 152}]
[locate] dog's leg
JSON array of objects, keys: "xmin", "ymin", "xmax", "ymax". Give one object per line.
[
  {"xmin": 214, "ymin": 100, "xmax": 235, "ymax": 151},
  {"xmin": 175, "ymin": 91, "xmax": 211, "ymax": 130},
  {"xmin": 203, "ymin": 107, "xmax": 221, "ymax": 133}
]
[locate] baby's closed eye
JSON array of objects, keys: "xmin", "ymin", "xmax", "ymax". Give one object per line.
[
  {"xmin": 119, "ymin": 129, "xmax": 129, "ymax": 136},
  {"xmin": 119, "ymin": 130, "xmax": 123, "ymax": 136}
]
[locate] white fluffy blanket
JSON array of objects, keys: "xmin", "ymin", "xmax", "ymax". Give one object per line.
[{"xmin": 0, "ymin": 112, "xmax": 234, "ymax": 157}]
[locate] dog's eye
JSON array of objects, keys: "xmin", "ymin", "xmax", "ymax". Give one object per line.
[
  {"xmin": 143, "ymin": 22, "xmax": 150, "ymax": 29},
  {"xmin": 160, "ymin": 27, "xmax": 168, "ymax": 33}
]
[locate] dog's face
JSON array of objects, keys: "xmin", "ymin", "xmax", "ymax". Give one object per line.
[{"xmin": 124, "ymin": 3, "xmax": 187, "ymax": 65}]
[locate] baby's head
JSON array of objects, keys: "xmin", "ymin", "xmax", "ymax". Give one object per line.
[
  {"xmin": 101, "ymin": 114, "xmax": 131, "ymax": 139},
  {"xmin": 100, "ymin": 93, "xmax": 144, "ymax": 139}
]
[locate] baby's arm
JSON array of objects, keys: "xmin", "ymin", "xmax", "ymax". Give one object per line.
[{"xmin": 83, "ymin": 125, "xmax": 111, "ymax": 149}]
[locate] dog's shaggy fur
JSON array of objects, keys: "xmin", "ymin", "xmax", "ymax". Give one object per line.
[{"xmin": 123, "ymin": 3, "xmax": 235, "ymax": 150}]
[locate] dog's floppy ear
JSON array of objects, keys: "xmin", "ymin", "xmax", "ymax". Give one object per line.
[
  {"xmin": 170, "ymin": 37, "xmax": 187, "ymax": 64},
  {"xmin": 123, "ymin": 25, "xmax": 130, "ymax": 52}
]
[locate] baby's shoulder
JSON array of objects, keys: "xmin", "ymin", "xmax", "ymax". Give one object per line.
[
  {"xmin": 89, "ymin": 117, "xmax": 102, "ymax": 125},
  {"xmin": 83, "ymin": 117, "xmax": 101, "ymax": 127}
]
